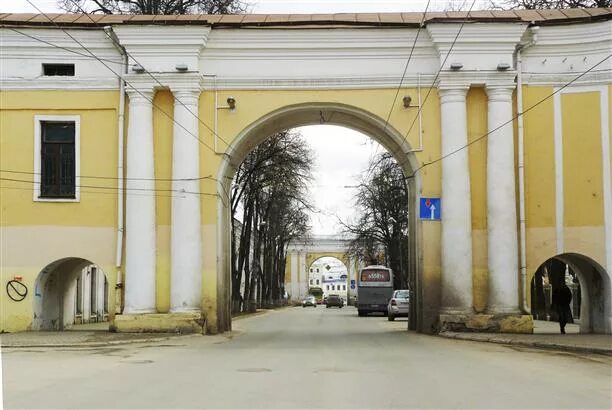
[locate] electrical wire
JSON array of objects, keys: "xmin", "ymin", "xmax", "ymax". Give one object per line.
[
  {"xmin": 365, "ymin": 0, "xmax": 432, "ymax": 179},
  {"xmin": 382, "ymin": 0, "xmax": 432, "ymax": 131},
  {"xmin": 0, "ymin": 184, "xmax": 181, "ymax": 199},
  {"xmin": 5, "ymin": 27, "xmax": 124, "ymax": 65},
  {"xmin": 64, "ymin": 0, "xmax": 238, "ymax": 156},
  {"xmin": 401, "ymin": 0, "xmax": 477, "ymax": 143},
  {"xmin": 366, "ymin": 0, "xmax": 476, "ymax": 180},
  {"xmin": 22, "ymin": 0, "xmax": 223, "ymax": 159},
  {"xmin": 400, "ymin": 52, "xmax": 612, "ymax": 179},
  {"xmin": 0, "ymin": 169, "xmax": 216, "ymax": 182},
  {"xmin": 0, "ymin": 177, "xmax": 218, "ymax": 197}
]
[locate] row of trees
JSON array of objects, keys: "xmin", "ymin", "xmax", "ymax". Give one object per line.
[
  {"xmin": 230, "ymin": 131, "xmax": 313, "ymax": 313},
  {"xmin": 59, "ymin": 0, "xmax": 247, "ymax": 14},
  {"xmin": 343, "ymin": 153, "xmax": 410, "ymax": 291},
  {"xmin": 58, "ymin": 0, "xmax": 611, "ymax": 14}
]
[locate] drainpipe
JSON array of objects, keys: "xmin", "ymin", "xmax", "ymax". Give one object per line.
[
  {"xmin": 104, "ymin": 26, "xmax": 127, "ymax": 312},
  {"xmin": 516, "ymin": 26, "xmax": 538, "ymax": 314}
]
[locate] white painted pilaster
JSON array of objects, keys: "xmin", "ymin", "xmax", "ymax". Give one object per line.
[
  {"xmin": 299, "ymin": 252, "xmax": 308, "ymax": 298},
  {"xmin": 170, "ymin": 85, "xmax": 203, "ymax": 312},
  {"xmin": 553, "ymin": 90, "xmax": 565, "ymax": 254},
  {"xmin": 486, "ymin": 85, "xmax": 520, "ymax": 314},
  {"xmin": 124, "ymin": 89, "xmax": 157, "ymax": 314},
  {"xmin": 290, "ymin": 251, "xmax": 299, "ymax": 301},
  {"xmin": 439, "ymin": 86, "xmax": 474, "ymax": 314}
]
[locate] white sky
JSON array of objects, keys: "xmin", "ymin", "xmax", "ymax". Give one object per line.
[
  {"xmin": 298, "ymin": 126, "xmax": 381, "ymax": 236},
  {"xmin": 2, "ymin": 0, "xmax": 469, "ymax": 235}
]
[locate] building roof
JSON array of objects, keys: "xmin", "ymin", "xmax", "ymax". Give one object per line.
[{"xmin": 1, "ymin": 8, "xmax": 611, "ymax": 28}]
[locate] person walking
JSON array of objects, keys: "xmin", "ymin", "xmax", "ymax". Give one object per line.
[{"xmin": 552, "ymin": 283, "xmax": 573, "ymax": 334}]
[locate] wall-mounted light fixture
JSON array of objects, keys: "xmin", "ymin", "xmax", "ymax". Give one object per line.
[
  {"xmin": 403, "ymin": 95, "xmax": 412, "ymax": 108},
  {"xmin": 226, "ymin": 97, "xmax": 236, "ymax": 110},
  {"xmin": 132, "ymin": 64, "xmax": 145, "ymax": 73},
  {"xmin": 497, "ymin": 62, "xmax": 511, "ymax": 71},
  {"xmin": 175, "ymin": 63, "xmax": 188, "ymax": 72},
  {"xmin": 450, "ymin": 62, "xmax": 463, "ymax": 71}
]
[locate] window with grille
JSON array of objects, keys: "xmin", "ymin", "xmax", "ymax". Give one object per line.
[
  {"xmin": 43, "ymin": 63, "xmax": 75, "ymax": 76},
  {"xmin": 40, "ymin": 121, "xmax": 75, "ymax": 198}
]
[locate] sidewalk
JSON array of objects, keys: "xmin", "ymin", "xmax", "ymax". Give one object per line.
[
  {"xmin": 0, "ymin": 322, "xmax": 185, "ymax": 348},
  {"xmin": 440, "ymin": 321, "xmax": 612, "ymax": 355},
  {"xmin": 0, "ymin": 310, "xmax": 280, "ymax": 348}
]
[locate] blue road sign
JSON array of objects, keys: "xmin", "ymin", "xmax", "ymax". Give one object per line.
[
  {"xmin": 350, "ymin": 284, "xmax": 355, "ymax": 289},
  {"xmin": 419, "ymin": 198, "xmax": 441, "ymax": 221},
  {"xmin": 350, "ymin": 280, "xmax": 355, "ymax": 285}
]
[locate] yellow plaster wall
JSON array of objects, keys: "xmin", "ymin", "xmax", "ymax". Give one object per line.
[
  {"xmin": 522, "ymin": 86, "xmax": 557, "ymax": 299},
  {"xmin": 561, "ymin": 92, "xmax": 604, "ymax": 227},
  {"xmin": 152, "ymin": 90, "xmax": 174, "ymax": 313},
  {"xmin": 0, "ymin": 91, "xmax": 119, "ymax": 227},
  {"xmin": 466, "ymin": 87, "xmax": 488, "ymax": 313},
  {"xmin": 562, "ymin": 91, "xmax": 605, "ymax": 260},
  {"xmin": 522, "ymin": 87, "xmax": 608, "ymax": 307},
  {"xmin": 0, "ymin": 90, "xmax": 120, "ymax": 332}
]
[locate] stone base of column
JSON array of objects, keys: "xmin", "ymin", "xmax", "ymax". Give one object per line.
[
  {"xmin": 111, "ymin": 313, "xmax": 205, "ymax": 334},
  {"xmin": 439, "ymin": 313, "xmax": 533, "ymax": 334}
]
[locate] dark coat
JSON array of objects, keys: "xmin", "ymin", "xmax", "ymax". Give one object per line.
[{"xmin": 552, "ymin": 285, "xmax": 574, "ymax": 324}]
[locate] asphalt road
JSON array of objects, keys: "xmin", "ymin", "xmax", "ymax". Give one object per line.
[{"xmin": 2, "ymin": 306, "xmax": 611, "ymax": 409}]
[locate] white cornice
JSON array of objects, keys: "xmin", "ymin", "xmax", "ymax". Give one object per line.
[
  {"xmin": 205, "ymin": 28, "xmax": 433, "ymax": 49},
  {"xmin": 123, "ymin": 72, "xmax": 203, "ymax": 92},
  {"xmin": 199, "ymin": 74, "xmax": 439, "ymax": 90},
  {"xmin": 0, "ymin": 77, "xmax": 119, "ymax": 90},
  {"xmin": 522, "ymin": 71, "xmax": 612, "ymax": 87},
  {"xmin": 438, "ymin": 70, "xmax": 518, "ymax": 90},
  {"xmin": 114, "ymin": 25, "xmax": 211, "ymax": 73},
  {"xmin": 427, "ymin": 22, "xmax": 527, "ymax": 71}
]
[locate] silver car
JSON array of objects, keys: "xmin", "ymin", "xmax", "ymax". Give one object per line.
[
  {"xmin": 302, "ymin": 295, "xmax": 317, "ymax": 308},
  {"xmin": 387, "ymin": 290, "xmax": 410, "ymax": 321}
]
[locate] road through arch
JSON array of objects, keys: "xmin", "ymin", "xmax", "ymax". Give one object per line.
[{"xmin": 216, "ymin": 103, "xmax": 422, "ymax": 333}]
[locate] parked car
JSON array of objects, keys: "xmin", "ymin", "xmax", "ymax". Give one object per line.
[
  {"xmin": 302, "ymin": 295, "xmax": 317, "ymax": 308},
  {"xmin": 387, "ymin": 289, "xmax": 410, "ymax": 321},
  {"xmin": 326, "ymin": 294, "xmax": 344, "ymax": 308}
]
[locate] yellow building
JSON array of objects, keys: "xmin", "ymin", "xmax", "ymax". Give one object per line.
[{"xmin": 1, "ymin": 10, "xmax": 610, "ymax": 334}]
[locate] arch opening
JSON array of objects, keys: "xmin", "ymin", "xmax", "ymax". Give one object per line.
[
  {"xmin": 308, "ymin": 256, "xmax": 349, "ymax": 304},
  {"xmin": 33, "ymin": 258, "xmax": 110, "ymax": 331},
  {"xmin": 217, "ymin": 102, "xmax": 422, "ymax": 333},
  {"xmin": 530, "ymin": 253, "xmax": 611, "ymax": 334}
]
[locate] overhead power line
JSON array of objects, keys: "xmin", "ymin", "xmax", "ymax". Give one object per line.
[
  {"xmin": 0, "ymin": 177, "xmax": 218, "ymax": 198},
  {"xmin": 64, "ymin": 0, "xmax": 238, "ymax": 156},
  {"xmin": 401, "ymin": 52, "xmax": 612, "ymax": 179},
  {"xmin": 0, "ymin": 169, "xmax": 216, "ymax": 182},
  {"xmin": 22, "ymin": 0, "xmax": 226, "ymax": 160}
]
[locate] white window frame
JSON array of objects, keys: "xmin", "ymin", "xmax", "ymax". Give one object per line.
[{"xmin": 33, "ymin": 115, "xmax": 80, "ymax": 202}]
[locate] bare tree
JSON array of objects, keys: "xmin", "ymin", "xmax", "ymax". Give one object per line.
[
  {"xmin": 492, "ymin": 0, "xmax": 611, "ymax": 8},
  {"xmin": 343, "ymin": 153, "xmax": 409, "ymax": 291},
  {"xmin": 231, "ymin": 130, "xmax": 314, "ymax": 313},
  {"xmin": 58, "ymin": 0, "xmax": 248, "ymax": 14}
]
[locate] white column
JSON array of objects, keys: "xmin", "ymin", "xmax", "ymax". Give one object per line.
[
  {"xmin": 124, "ymin": 90, "xmax": 157, "ymax": 314},
  {"xmin": 439, "ymin": 87, "xmax": 474, "ymax": 314},
  {"xmin": 299, "ymin": 252, "xmax": 307, "ymax": 298},
  {"xmin": 348, "ymin": 257, "xmax": 356, "ymax": 299},
  {"xmin": 170, "ymin": 88, "xmax": 203, "ymax": 312},
  {"xmin": 486, "ymin": 86, "xmax": 520, "ymax": 314},
  {"xmin": 290, "ymin": 251, "xmax": 299, "ymax": 302}
]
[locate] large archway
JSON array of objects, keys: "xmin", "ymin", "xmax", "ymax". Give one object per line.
[
  {"xmin": 33, "ymin": 257, "xmax": 110, "ymax": 331},
  {"xmin": 216, "ymin": 102, "xmax": 422, "ymax": 333},
  {"xmin": 530, "ymin": 253, "xmax": 611, "ymax": 334},
  {"xmin": 309, "ymin": 256, "xmax": 349, "ymax": 304}
]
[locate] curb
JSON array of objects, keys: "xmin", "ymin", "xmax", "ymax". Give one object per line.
[
  {"xmin": 0, "ymin": 334, "xmax": 200, "ymax": 349},
  {"xmin": 438, "ymin": 332, "xmax": 612, "ymax": 356}
]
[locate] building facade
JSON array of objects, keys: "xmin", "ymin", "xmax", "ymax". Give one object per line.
[{"xmin": 1, "ymin": 10, "xmax": 610, "ymax": 334}]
